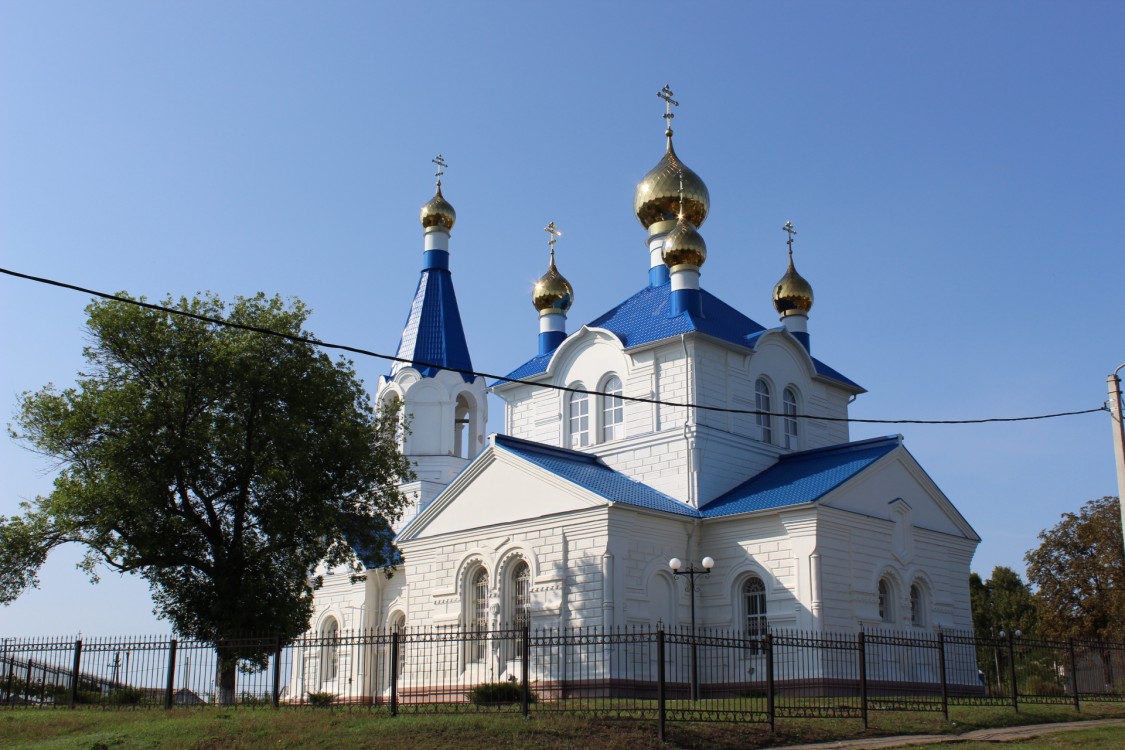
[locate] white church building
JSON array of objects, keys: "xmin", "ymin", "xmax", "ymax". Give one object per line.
[{"xmin": 298, "ymin": 102, "xmax": 980, "ymax": 697}]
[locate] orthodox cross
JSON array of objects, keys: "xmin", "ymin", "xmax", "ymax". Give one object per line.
[
  {"xmin": 658, "ymin": 84, "xmax": 679, "ymax": 133},
  {"xmin": 783, "ymin": 220, "xmax": 797, "ymax": 257},
  {"xmin": 432, "ymin": 154, "xmax": 447, "ymax": 186},
  {"xmin": 544, "ymin": 221, "xmax": 562, "ymax": 263}
]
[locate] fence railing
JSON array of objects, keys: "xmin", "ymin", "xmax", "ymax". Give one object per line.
[{"xmin": 3, "ymin": 626, "xmax": 1123, "ymax": 736}]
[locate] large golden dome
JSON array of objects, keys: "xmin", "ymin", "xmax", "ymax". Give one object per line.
[
  {"xmin": 420, "ymin": 185, "xmax": 456, "ymax": 231},
  {"xmin": 773, "ymin": 253, "xmax": 814, "ymax": 316},
  {"xmin": 662, "ymin": 216, "xmax": 707, "ymax": 269},
  {"xmin": 634, "ymin": 134, "xmax": 710, "ymax": 235},
  {"xmin": 532, "ymin": 255, "xmax": 574, "ymax": 314}
]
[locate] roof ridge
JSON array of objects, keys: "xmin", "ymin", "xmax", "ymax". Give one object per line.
[
  {"xmin": 493, "ymin": 433, "xmax": 603, "ymax": 464},
  {"xmin": 780, "ymin": 434, "xmax": 902, "ymax": 461}
]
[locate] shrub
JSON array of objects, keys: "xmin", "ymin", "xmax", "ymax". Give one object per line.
[
  {"xmin": 109, "ymin": 687, "xmax": 145, "ymax": 705},
  {"xmin": 307, "ymin": 691, "xmax": 336, "ymax": 707},
  {"xmin": 467, "ymin": 681, "xmax": 535, "ymax": 705}
]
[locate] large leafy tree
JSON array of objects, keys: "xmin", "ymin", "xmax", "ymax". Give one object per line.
[
  {"xmin": 2, "ymin": 293, "xmax": 411, "ymax": 695},
  {"xmin": 969, "ymin": 565, "xmax": 1038, "ymax": 641},
  {"xmin": 1025, "ymin": 496, "xmax": 1125, "ymax": 641}
]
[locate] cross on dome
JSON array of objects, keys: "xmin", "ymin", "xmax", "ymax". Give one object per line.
[
  {"xmin": 432, "ymin": 154, "xmax": 448, "ymax": 186},
  {"xmin": 658, "ymin": 85, "xmax": 678, "ymax": 135},
  {"xmin": 783, "ymin": 220, "xmax": 798, "ymax": 257},
  {"xmin": 544, "ymin": 221, "xmax": 562, "ymax": 262}
]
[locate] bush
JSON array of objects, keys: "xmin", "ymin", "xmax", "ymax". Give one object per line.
[
  {"xmin": 307, "ymin": 691, "xmax": 336, "ymax": 707},
  {"xmin": 467, "ymin": 681, "xmax": 535, "ymax": 705},
  {"xmin": 109, "ymin": 687, "xmax": 145, "ymax": 705}
]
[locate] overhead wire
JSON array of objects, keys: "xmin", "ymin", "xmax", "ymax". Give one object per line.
[{"xmin": 0, "ymin": 266, "xmax": 1108, "ymax": 426}]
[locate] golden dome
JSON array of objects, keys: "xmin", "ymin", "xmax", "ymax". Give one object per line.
[
  {"xmin": 634, "ymin": 134, "xmax": 710, "ymax": 235},
  {"xmin": 420, "ymin": 184, "xmax": 456, "ymax": 231},
  {"xmin": 532, "ymin": 255, "xmax": 574, "ymax": 314},
  {"xmin": 773, "ymin": 253, "xmax": 814, "ymax": 316},
  {"xmin": 662, "ymin": 216, "xmax": 707, "ymax": 269}
]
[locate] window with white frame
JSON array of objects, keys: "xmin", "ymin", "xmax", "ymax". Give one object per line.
[
  {"xmin": 878, "ymin": 578, "xmax": 895, "ymax": 624},
  {"xmin": 755, "ymin": 379, "xmax": 773, "ymax": 443},
  {"xmin": 744, "ymin": 577, "xmax": 768, "ymax": 642},
  {"xmin": 782, "ymin": 387, "xmax": 799, "ymax": 449},
  {"xmin": 319, "ymin": 617, "xmax": 340, "ymax": 683},
  {"xmin": 910, "ymin": 583, "xmax": 924, "ymax": 627},
  {"xmin": 601, "ymin": 376, "xmax": 624, "ymax": 442},
  {"xmin": 470, "ymin": 567, "xmax": 489, "ymax": 661},
  {"xmin": 454, "ymin": 393, "xmax": 472, "ymax": 459},
  {"xmin": 568, "ymin": 389, "xmax": 590, "ymax": 448},
  {"xmin": 510, "ymin": 561, "xmax": 531, "ymax": 628}
]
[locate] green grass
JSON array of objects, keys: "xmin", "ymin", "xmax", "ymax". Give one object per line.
[{"xmin": 0, "ymin": 702, "xmax": 1123, "ymax": 749}]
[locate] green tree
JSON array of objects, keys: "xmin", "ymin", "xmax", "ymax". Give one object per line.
[
  {"xmin": 1, "ymin": 293, "xmax": 411, "ymax": 699},
  {"xmin": 969, "ymin": 565, "xmax": 1038, "ymax": 642},
  {"xmin": 1025, "ymin": 496, "xmax": 1125, "ymax": 642}
]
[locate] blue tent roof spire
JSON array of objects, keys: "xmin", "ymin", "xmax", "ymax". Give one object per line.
[{"xmin": 391, "ymin": 165, "xmax": 474, "ymax": 382}]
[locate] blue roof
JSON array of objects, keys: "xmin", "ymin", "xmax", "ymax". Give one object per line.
[
  {"xmin": 499, "ymin": 282, "xmax": 860, "ymax": 389},
  {"xmin": 391, "ymin": 267, "xmax": 474, "ymax": 382},
  {"xmin": 699, "ymin": 435, "xmax": 902, "ymax": 517},
  {"xmin": 494, "ymin": 435, "xmax": 699, "ymax": 517}
]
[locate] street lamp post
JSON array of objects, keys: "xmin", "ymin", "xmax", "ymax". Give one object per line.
[
  {"xmin": 1108, "ymin": 365, "xmax": 1125, "ymax": 556},
  {"xmin": 670, "ymin": 556, "xmax": 714, "ymax": 701}
]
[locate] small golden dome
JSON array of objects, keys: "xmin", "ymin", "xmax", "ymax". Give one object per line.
[
  {"xmin": 662, "ymin": 216, "xmax": 707, "ymax": 269},
  {"xmin": 532, "ymin": 256, "xmax": 574, "ymax": 314},
  {"xmin": 634, "ymin": 134, "xmax": 710, "ymax": 234},
  {"xmin": 420, "ymin": 184, "xmax": 456, "ymax": 231},
  {"xmin": 773, "ymin": 254, "xmax": 814, "ymax": 316}
]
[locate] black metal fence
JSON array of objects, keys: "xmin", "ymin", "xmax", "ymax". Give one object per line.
[{"xmin": 4, "ymin": 627, "xmax": 1123, "ymax": 734}]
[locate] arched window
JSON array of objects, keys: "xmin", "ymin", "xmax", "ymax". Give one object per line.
[
  {"xmin": 755, "ymin": 379, "xmax": 773, "ymax": 443},
  {"xmin": 568, "ymin": 390, "xmax": 590, "ymax": 448},
  {"xmin": 601, "ymin": 376, "xmax": 624, "ymax": 443},
  {"xmin": 878, "ymin": 578, "xmax": 895, "ymax": 624},
  {"xmin": 470, "ymin": 568, "xmax": 489, "ymax": 660},
  {"xmin": 390, "ymin": 612, "xmax": 406, "ymax": 677},
  {"xmin": 319, "ymin": 617, "xmax": 340, "ymax": 684},
  {"xmin": 510, "ymin": 561, "xmax": 531, "ymax": 628},
  {"xmin": 454, "ymin": 393, "xmax": 472, "ymax": 459},
  {"xmin": 381, "ymin": 394, "xmax": 403, "ymax": 447},
  {"xmin": 744, "ymin": 577, "xmax": 768, "ymax": 640},
  {"xmin": 910, "ymin": 583, "xmax": 924, "ymax": 627},
  {"xmin": 782, "ymin": 387, "xmax": 799, "ymax": 449}
]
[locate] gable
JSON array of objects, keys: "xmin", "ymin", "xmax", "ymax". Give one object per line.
[
  {"xmin": 817, "ymin": 449, "xmax": 979, "ymax": 540},
  {"xmin": 401, "ymin": 450, "xmax": 603, "ymax": 540}
]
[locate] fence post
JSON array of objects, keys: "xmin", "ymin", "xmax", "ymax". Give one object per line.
[
  {"xmin": 765, "ymin": 632, "xmax": 775, "ymax": 734},
  {"xmin": 937, "ymin": 629, "xmax": 948, "ymax": 721},
  {"xmin": 520, "ymin": 624, "xmax": 530, "ymax": 718},
  {"xmin": 1068, "ymin": 640, "xmax": 1080, "ymax": 712},
  {"xmin": 1006, "ymin": 631, "xmax": 1019, "ymax": 713},
  {"xmin": 389, "ymin": 630, "xmax": 399, "ymax": 717},
  {"xmin": 656, "ymin": 627, "xmax": 666, "ymax": 743},
  {"xmin": 68, "ymin": 639, "xmax": 82, "ymax": 709},
  {"xmin": 271, "ymin": 636, "xmax": 282, "ymax": 709},
  {"xmin": 164, "ymin": 639, "xmax": 177, "ymax": 710},
  {"xmin": 23, "ymin": 658, "xmax": 33, "ymax": 705},
  {"xmin": 4, "ymin": 656, "xmax": 14, "ymax": 705},
  {"xmin": 858, "ymin": 630, "xmax": 868, "ymax": 729}
]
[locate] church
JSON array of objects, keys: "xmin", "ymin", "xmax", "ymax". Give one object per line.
[{"xmin": 301, "ymin": 92, "xmax": 980, "ymax": 692}]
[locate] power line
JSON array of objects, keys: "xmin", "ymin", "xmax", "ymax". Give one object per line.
[{"xmin": 0, "ymin": 266, "xmax": 1108, "ymax": 426}]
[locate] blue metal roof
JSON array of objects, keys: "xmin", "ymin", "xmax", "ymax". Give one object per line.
[
  {"xmin": 494, "ymin": 435, "xmax": 699, "ymax": 517},
  {"xmin": 499, "ymin": 282, "xmax": 860, "ymax": 390},
  {"xmin": 391, "ymin": 267, "xmax": 474, "ymax": 382},
  {"xmin": 699, "ymin": 435, "xmax": 902, "ymax": 518}
]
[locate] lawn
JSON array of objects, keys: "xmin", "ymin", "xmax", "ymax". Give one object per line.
[{"xmin": 1, "ymin": 703, "xmax": 1124, "ymax": 749}]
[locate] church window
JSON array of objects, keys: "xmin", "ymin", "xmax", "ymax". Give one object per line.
[
  {"xmin": 755, "ymin": 379, "xmax": 773, "ymax": 443},
  {"xmin": 568, "ymin": 390, "xmax": 590, "ymax": 448},
  {"xmin": 782, "ymin": 387, "xmax": 799, "ymax": 449},
  {"xmin": 910, "ymin": 583, "xmax": 924, "ymax": 627},
  {"xmin": 470, "ymin": 567, "xmax": 489, "ymax": 661},
  {"xmin": 454, "ymin": 394, "xmax": 473, "ymax": 459},
  {"xmin": 878, "ymin": 578, "xmax": 895, "ymax": 624},
  {"xmin": 744, "ymin": 577, "xmax": 768, "ymax": 643},
  {"xmin": 319, "ymin": 616, "xmax": 340, "ymax": 684},
  {"xmin": 601, "ymin": 376, "xmax": 624, "ymax": 442},
  {"xmin": 510, "ymin": 561, "xmax": 531, "ymax": 628},
  {"xmin": 390, "ymin": 612, "xmax": 406, "ymax": 677},
  {"xmin": 381, "ymin": 394, "xmax": 403, "ymax": 447}
]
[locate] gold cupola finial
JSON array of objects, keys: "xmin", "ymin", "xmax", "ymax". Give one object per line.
[
  {"xmin": 420, "ymin": 154, "xmax": 457, "ymax": 231},
  {"xmin": 773, "ymin": 221, "xmax": 814, "ymax": 316},
  {"xmin": 662, "ymin": 172, "xmax": 707, "ymax": 269},
  {"xmin": 634, "ymin": 85, "xmax": 710, "ymax": 236},
  {"xmin": 532, "ymin": 221, "xmax": 574, "ymax": 314}
]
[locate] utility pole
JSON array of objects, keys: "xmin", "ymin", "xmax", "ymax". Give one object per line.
[{"xmin": 1108, "ymin": 364, "xmax": 1125, "ymax": 555}]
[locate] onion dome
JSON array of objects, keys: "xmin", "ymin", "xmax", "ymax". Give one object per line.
[
  {"xmin": 532, "ymin": 254, "xmax": 574, "ymax": 314},
  {"xmin": 634, "ymin": 133, "xmax": 710, "ymax": 235},
  {"xmin": 773, "ymin": 253, "xmax": 814, "ymax": 317},
  {"xmin": 662, "ymin": 216, "xmax": 707, "ymax": 269},
  {"xmin": 420, "ymin": 184, "xmax": 456, "ymax": 231}
]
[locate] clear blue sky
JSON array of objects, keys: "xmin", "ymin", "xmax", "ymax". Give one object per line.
[{"xmin": 2, "ymin": 2, "xmax": 1122, "ymax": 636}]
